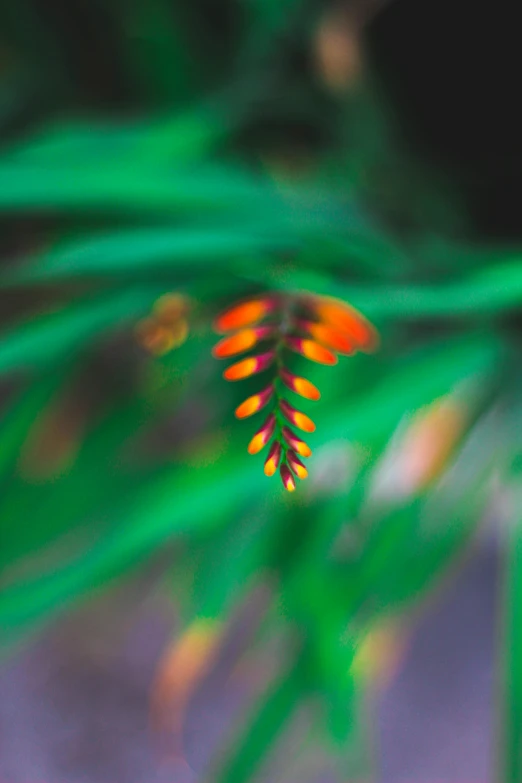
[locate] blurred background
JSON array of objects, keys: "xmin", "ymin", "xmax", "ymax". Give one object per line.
[{"xmin": 1, "ymin": 1, "xmax": 521, "ymax": 782}]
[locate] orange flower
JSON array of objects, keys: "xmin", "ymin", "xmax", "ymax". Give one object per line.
[{"xmin": 313, "ymin": 297, "xmax": 379, "ymax": 352}]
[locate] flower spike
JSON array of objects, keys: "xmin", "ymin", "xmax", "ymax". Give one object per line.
[{"xmin": 213, "ymin": 291, "xmax": 377, "ymax": 489}]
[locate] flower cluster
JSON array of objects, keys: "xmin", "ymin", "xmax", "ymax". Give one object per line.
[
  {"xmin": 135, "ymin": 293, "xmax": 189, "ymax": 356},
  {"xmin": 213, "ymin": 293, "xmax": 378, "ymax": 490}
]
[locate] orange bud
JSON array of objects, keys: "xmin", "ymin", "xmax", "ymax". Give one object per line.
[
  {"xmin": 212, "ymin": 326, "xmax": 274, "ymax": 359},
  {"xmin": 280, "ymin": 400, "xmax": 316, "ymax": 433},
  {"xmin": 223, "ymin": 350, "xmax": 275, "ymax": 381},
  {"xmin": 287, "ymin": 449, "xmax": 308, "ymax": 480},
  {"xmin": 214, "ymin": 297, "xmax": 276, "ymax": 333},
  {"xmin": 282, "ymin": 426, "xmax": 312, "ymax": 458},
  {"xmin": 285, "ymin": 337, "xmax": 338, "ymax": 365},
  {"xmin": 247, "ymin": 413, "xmax": 276, "ymax": 454},
  {"xmin": 280, "ymin": 369, "xmax": 321, "ymax": 401},
  {"xmin": 235, "ymin": 385, "xmax": 274, "ymax": 419}
]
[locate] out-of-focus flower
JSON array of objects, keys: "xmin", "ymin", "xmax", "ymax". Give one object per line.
[
  {"xmin": 315, "ymin": 9, "xmax": 363, "ymax": 93},
  {"xmin": 350, "ymin": 620, "xmax": 408, "ymax": 689},
  {"xmin": 150, "ymin": 618, "xmax": 223, "ymax": 747},
  {"xmin": 371, "ymin": 395, "xmax": 468, "ymax": 501},
  {"xmin": 135, "ymin": 293, "xmax": 190, "ymax": 356},
  {"xmin": 212, "ymin": 293, "xmax": 378, "ymax": 490}
]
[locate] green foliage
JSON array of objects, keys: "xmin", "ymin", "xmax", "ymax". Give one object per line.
[{"xmin": 0, "ymin": 1, "xmax": 520, "ymax": 780}]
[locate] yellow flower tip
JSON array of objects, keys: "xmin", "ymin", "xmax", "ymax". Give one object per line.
[
  {"xmin": 214, "ymin": 298, "xmax": 275, "ymax": 333},
  {"xmin": 247, "ymin": 432, "xmax": 266, "ymax": 454},
  {"xmin": 235, "ymin": 396, "xmax": 259, "ymax": 419},
  {"xmin": 281, "ymin": 426, "xmax": 312, "ymax": 458},
  {"xmin": 280, "ymin": 369, "xmax": 321, "ymax": 401},
  {"xmin": 213, "ymin": 329, "xmax": 257, "ymax": 359},
  {"xmin": 224, "ymin": 356, "xmax": 257, "ymax": 381},
  {"xmin": 293, "ymin": 411, "xmax": 316, "ymax": 433},
  {"xmin": 302, "ymin": 339, "xmax": 338, "ymax": 365},
  {"xmin": 264, "ymin": 460, "xmax": 277, "ymax": 476},
  {"xmin": 293, "ymin": 377, "xmax": 321, "ymax": 401},
  {"xmin": 287, "ymin": 449, "xmax": 308, "ymax": 480},
  {"xmin": 294, "ymin": 464, "xmax": 308, "ymax": 479},
  {"xmin": 286, "ymin": 337, "xmax": 337, "ymax": 365},
  {"xmin": 280, "ymin": 400, "xmax": 316, "ymax": 433},
  {"xmin": 235, "ymin": 385, "xmax": 273, "ymax": 419},
  {"xmin": 223, "ymin": 351, "xmax": 275, "ymax": 382}
]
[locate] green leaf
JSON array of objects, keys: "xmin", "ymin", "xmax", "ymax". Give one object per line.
[{"xmin": 0, "ymin": 287, "xmax": 163, "ymax": 373}]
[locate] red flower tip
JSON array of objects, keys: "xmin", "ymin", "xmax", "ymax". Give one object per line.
[{"xmin": 280, "ymin": 464, "xmax": 296, "ymax": 492}]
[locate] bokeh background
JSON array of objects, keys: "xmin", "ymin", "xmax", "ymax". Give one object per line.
[{"xmin": 1, "ymin": 1, "xmax": 521, "ymax": 781}]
